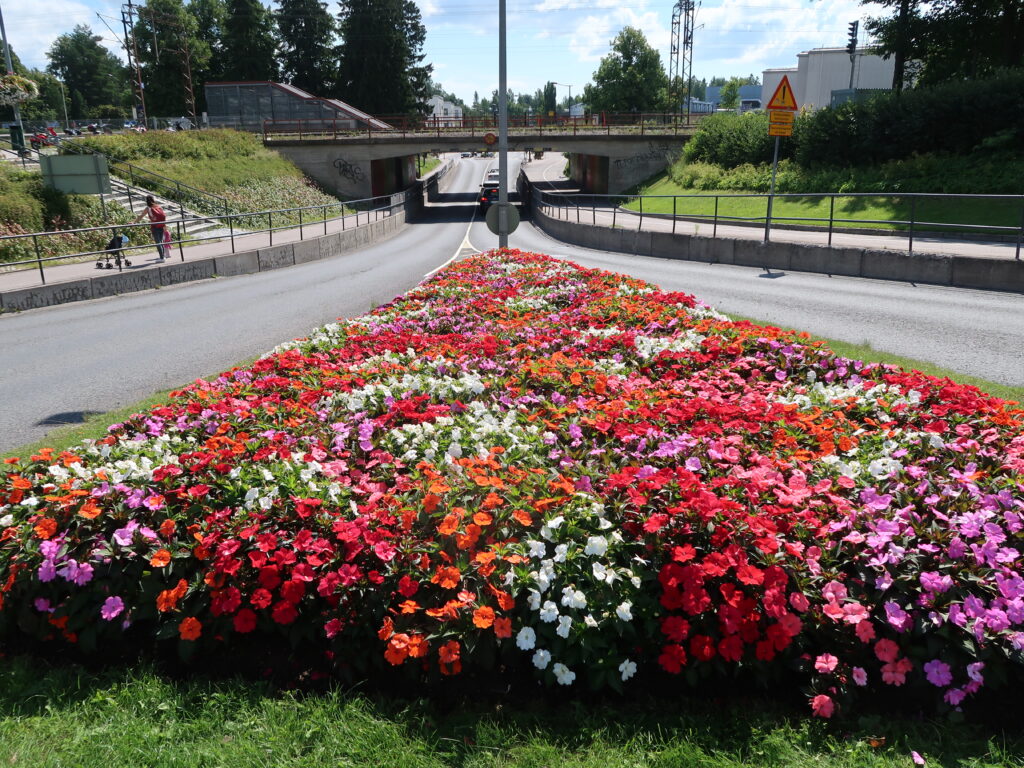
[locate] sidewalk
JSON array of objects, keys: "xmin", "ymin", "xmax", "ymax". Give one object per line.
[
  {"xmin": 0, "ymin": 208, "xmax": 392, "ymax": 292},
  {"xmin": 520, "ymin": 157, "xmax": 1022, "ymax": 262}
]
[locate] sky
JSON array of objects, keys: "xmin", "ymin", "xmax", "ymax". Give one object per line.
[{"xmin": 4, "ymin": 0, "xmax": 868, "ymax": 106}]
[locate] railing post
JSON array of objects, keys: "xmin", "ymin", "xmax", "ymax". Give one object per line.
[
  {"xmin": 576, "ymin": 196, "xmax": 580, "ymax": 223},
  {"xmin": 1016, "ymin": 202, "xmax": 1023, "ymax": 261},
  {"xmin": 672, "ymin": 196, "xmax": 677, "ymax": 235},
  {"xmin": 324, "ymin": 205, "xmax": 328, "ymax": 235},
  {"xmin": 638, "ymin": 195, "xmax": 643, "ymax": 231},
  {"xmin": 592, "ymin": 195, "xmax": 596, "ymax": 225},
  {"xmin": 828, "ymin": 195, "xmax": 835, "ymax": 247},
  {"xmin": 342, "ymin": 205, "xmax": 346, "ymax": 231},
  {"xmin": 229, "ymin": 213, "xmax": 235, "ymax": 253},
  {"xmin": 612, "ymin": 202, "xmax": 616, "ymax": 229},
  {"xmin": 269, "ymin": 211, "xmax": 273, "ymax": 246},
  {"xmin": 33, "ymin": 234, "xmax": 46, "ymax": 285},
  {"xmin": 299, "ymin": 207, "xmax": 304, "ymax": 240},
  {"xmin": 713, "ymin": 196, "xmax": 719, "ymax": 238},
  {"xmin": 908, "ymin": 196, "xmax": 916, "ymax": 256},
  {"xmin": 176, "ymin": 220, "xmax": 184, "ymax": 261}
]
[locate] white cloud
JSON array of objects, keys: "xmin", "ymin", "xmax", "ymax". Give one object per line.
[{"xmin": 6, "ymin": 0, "xmax": 126, "ymax": 70}]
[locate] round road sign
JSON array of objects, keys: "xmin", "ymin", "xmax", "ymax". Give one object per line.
[{"xmin": 485, "ymin": 202, "xmax": 520, "ymax": 236}]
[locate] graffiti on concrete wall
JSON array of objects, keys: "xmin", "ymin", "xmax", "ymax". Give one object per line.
[
  {"xmin": 611, "ymin": 142, "xmax": 676, "ymax": 169},
  {"xmin": 333, "ymin": 157, "xmax": 366, "ymax": 183}
]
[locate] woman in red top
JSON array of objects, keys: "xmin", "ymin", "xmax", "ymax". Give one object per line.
[{"xmin": 133, "ymin": 195, "xmax": 168, "ymax": 261}]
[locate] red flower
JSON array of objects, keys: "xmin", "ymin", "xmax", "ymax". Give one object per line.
[
  {"xmin": 271, "ymin": 601, "xmax": 298, "ymax": 625},
  {"xmin": 658, "ymin": 643, "xmax": 687, "ymax": 673},
  {"xmin": 690, "ymin": 634, "xmax": 716, "ymax": 662},
  {"xmin": 233, "ymin": 608, "xmax": 257, "ymax": 634},
  {"xmin": 251, "ymin": 588, "xmax": 273, "ymax": 609},
  {"xmin": 179, "ymin": 617, "xmax": 202, "ymax": 641}
]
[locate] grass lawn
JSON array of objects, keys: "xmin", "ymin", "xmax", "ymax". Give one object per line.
[
  {"xmin": 419, "ymin": 155, "xmax": 443, "ymax": 177},
  {"xmin": 0, "ymin": 656, "xmax": 1020, "ymax": 767},
  {"xmin": 622, "ymin": 176, "xmax": 1022, "ymax": 237}
]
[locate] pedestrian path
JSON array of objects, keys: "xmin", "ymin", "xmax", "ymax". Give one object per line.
[{"xmin": 520, "ymin": 157, "xmax": 1021, "ymax": 262}]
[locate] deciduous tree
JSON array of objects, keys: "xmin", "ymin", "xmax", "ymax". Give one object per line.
[
  {"xmin": 581, "ymin": 27, "xmax": 669, "ymax": 114},
  {"xmin": 47, "ymin": 26, "xmax": 129, "ymax": 117}
]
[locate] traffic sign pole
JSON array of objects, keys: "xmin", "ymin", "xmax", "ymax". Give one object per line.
[
  {"xmin": 764, "ymin": 136, "xmax": 780, "ymax": 242},
  {"xmin": 497, "ymin": 0, "xmax": 509, "ymax": 248}
]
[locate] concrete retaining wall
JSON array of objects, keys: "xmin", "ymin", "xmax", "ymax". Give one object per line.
[
  {"xmin": 533, "ymin": 202, "xmax": 1024, "ymax": 293},
  {"xmin": 1, "ymin": 209, "xmax": 410, "ymax": 313}
]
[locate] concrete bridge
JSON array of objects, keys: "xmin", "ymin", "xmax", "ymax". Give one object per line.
[{"xmin": 264, "ymin": 120, "xmax": 696, "ymax": 199}]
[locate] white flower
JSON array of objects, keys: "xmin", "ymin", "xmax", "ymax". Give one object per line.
[
  {"xmin": 619, "ymin": 659, "xmax": 637, "ymax": 681},
  {"xmin": 566, "ymin": 589, "xmax": 587, "ymax": 610},
  {"xmin": 528, "ymin": 540, "xmax": 547, "ymax": 559},
  {"xmin": 584, "ymin": 614, "xmax": 598, "ymax": 628},
  {"xmin": 0, "ymin": 514, "xmax": 12, "ymax": 527},
  {"xmin": 597, "ymin": 517, "xmax": 613, "ymax": 530},
  {"xmin": 539, "ymin": 601, "xmax": 559, "ymax": 623},
  {"xmin": 446, "ymin": 442, "xmax": 462, "ymax": 459},
  {"xmin": 592, "ymin": 561, "xmax": 608, "ymax": 582},
  {"xmin": 552, "ymin": 662, "xmax": 576, "ymax": 685},
  {"xmin": 533, "ymin": 649, "xmax": 552, "ymax": 669},
  {"xmin": 615, "ymin": 601, "xmax": 633, "ymax": 622},
  {"xmin": 527, "ymin": 589, "xmax": 541, "ymax": 610},
  {"xmin": 584, "ymin": 535, "xmax": 608, "ymax": 556},
  {"xmin": 553, "ymin": 543, "xmax": 568, "ymax": 562},
  {"xmin": 516, "ymin": 627, "xmax": 536, "ymax": 650},
  {"xmin": 547, "ymin": 515, "xmax": 565, "ymax": 530},
  {"xmin": 556, "ymin": 615, "xmax": 572, "ymax": 638}
]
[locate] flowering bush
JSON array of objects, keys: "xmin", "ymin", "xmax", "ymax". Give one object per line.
[
  {"xmin": 0, "ymin": 74, "xmax": 39, "ymax": 106},
  {"xmin": 0, "ymin": 250, "xmax": 1021, "ymax": 718}
]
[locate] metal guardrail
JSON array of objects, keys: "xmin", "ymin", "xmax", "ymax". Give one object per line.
[
  {"xmin": 263, "ymin": 112, "xmax": 705, "ymax": 142},
  {"xmin": 529, "ymin": 187, "xmax": 1024, "ymax": 260},
  {"xmin": 0, "ymin": 191, "xmax": 410, "ymax": 286}
]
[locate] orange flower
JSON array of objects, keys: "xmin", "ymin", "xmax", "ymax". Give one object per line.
[
  {"xmin": 432, "ymin": 566, "xmax": 461, "ymax": 590},
  {"xmin": 178, "ymin": 617, "xmax": 202, "ymax": 641},
  {"xmin": 159, "ymin": 519, "xmax": 176, "ymax": 538},
  {"xmin": 378, "ymin": 616, "xmax": 394, "ymax": 641},
  {"xmin": 438, "ymin": 639, "xmax": 460, "ymax": 664},
  {"xmin": 33, "ymin": 518, "xmax": 57, "ymax": 540},
  {"xmin": 493, "ymin": 616, "xmax": 513, "ymax": 638},
  {"xmin": 512, "ymin": 508, "xmax": 533, "ymax": 526},
  {"xmin": 10, "ymin": 475, "xmax": 32, "ymax": 490},
  {"xmin": 474, "ymin": 551, "xmax": 496, "ymax": 565},
  {"xmin": 481, "ymin": 492, "xmax": 504, "ymax": 509},
  {"xmin": 473, "ymin": 606, "xmax": 495, "ymax": 629},
  {"xmin": 437, "ymin": 514, "xmax": 460, "ymax": 536},
  {"xmin": 399, "ymin": 600, "xmax": 420, "ymax": 614},
  {"xmin": 407, "ymin": 634, "xmax": 429, "ymax": 658},
  {"xmin": 150, "ymin": 549, "xmax": 172, "ymax": 568},
  {"xmin": 78, "ymin": 500, "xmax": 101, "ymax": 520},
  {"xmin": 156, "ymin": 578, "xmax": 188, "ymax": 612},
  {"xmin": 384, "ymin": 633, "xmax": 411, "ymax": 665},
  {"xmin": 472, "ymin": 511, "xmax": 493, "ymax": 526}
]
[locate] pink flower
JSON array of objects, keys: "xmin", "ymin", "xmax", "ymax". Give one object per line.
[
  {"xmin": 789, "ymin": 592, "xmax": 810, "ymax": 612},
  {"xmin": 874, "ymin": 638, "xmax": 899, "ymax": 662},
  {"xmin": 810, "ymin": 694, "xmax": 834, "ymax": 718},
  {"xmin": 822, "ymin": 580, "xmax": 847, "ymax": 603},
  {"xmin": 324, "ymin": 618, "xmax": 344, "ymax": 638},
  {"xmin": 852, "ymin": 666, "xmax": 868, "ymax": 686},
  {"xmin": 911, "ymin": 751, "xmax": 926, "ymax": 765},
  {"xmin": 944, "ymin": 688, "xmax": 966, "ymax": 706},
  {"xmin": 855, "ymin": 620, "xmax": 876, "ymax": 643},
  {"xmin": 881, "ymin": 660, "xmax": 908, "ymax": 686},
  {"xmin": 142, "ymin": 494, "xmax": 166, "ymax": 511},
  {"xmin": 842, "ymin": 602, "xmax": 868, "ymax": 624},
  {"xmin": 814, "ymin": 653, "xmax": 839, "ymax": 673},
  {"xmin": 101, "ymin": 595, "xmax": 125, "ymax": 621},
  {"xmin": 967, "ymin": 662, "xmax": 984, "ymax": 683},
  {"xmin": 373, "ymin": 540, "xmax": 396, "ymax": 562},
  {"xmin": 924, "ymin": 659, "xmax": 952, "ymax": 687}
]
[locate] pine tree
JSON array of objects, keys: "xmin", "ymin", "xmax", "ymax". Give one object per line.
[
  {"xmin": 221, "ymin": 0, "xmax": 279, "ymax": 82},
  {"xmin": 132, "ymin": 0, "xmax": 211, "ymax": 117},
  {"xmin": 335, "ymin": 0, "xmax": 431, "ymax": 115},
  {"xmin": 276, "ymin": 0, "xmax": 337, "ymax": 94},
  {"xmin": 188, "ymin": 0, "xmax": 227, "ymax": 109}
]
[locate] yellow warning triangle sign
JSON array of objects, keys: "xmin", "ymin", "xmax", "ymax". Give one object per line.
[{"xmin": 766, "ymin": 75, "xmax": 798, "ymax": 110}]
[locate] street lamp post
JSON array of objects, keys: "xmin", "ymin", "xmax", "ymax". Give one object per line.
[
  {"xmin": 554, "ymin": 82, "xmax": 573, "ymax": 112},
  {"xmin": 0, "ymin": 0, "xmax": 26, "ymax": 140},
  {"xmin": 56, "ymin": 79, "xmax": 70, "ymax": 130}
]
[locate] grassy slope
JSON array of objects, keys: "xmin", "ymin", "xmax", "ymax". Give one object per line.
[{"xmin": 623, "ymin": 174, "xmax": 1019, "ymax": 236}]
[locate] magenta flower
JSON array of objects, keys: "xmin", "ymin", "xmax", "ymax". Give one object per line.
[
  {"xmin": 810, "ymin": 694, "xmax": 834, "ymax": 718},
  {"xmin": 34, "ymin": 598, "xmax": 53, "ymax": 613},
  {"xmin": 101, "ymin": 595, "xmax": 125, "ymax": 621},
  {"xmin": 852, "ymin": 666, "xmax": 868, "ymax": 686},
  {"xmin": 37, "ymin": 560, "xmax": 57, "ymax": 583},
  {"xmin": 967, "ymin": 662, "xmax": 985, "ymax": 683},
  {"xmin": 924, "ymin": 659, "xmax": 952, "ymax": 687}
]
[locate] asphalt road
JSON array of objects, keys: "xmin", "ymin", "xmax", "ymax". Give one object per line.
[{"xmin": 1, "ymin": 156, "xmax": 1021, "ymax": 452}]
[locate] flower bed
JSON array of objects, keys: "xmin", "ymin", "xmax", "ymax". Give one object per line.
[{"xmin": 1, "ymin": 250, "xmax": 1021, "ymax": 717}]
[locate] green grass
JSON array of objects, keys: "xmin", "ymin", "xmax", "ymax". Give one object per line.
[
  {"xmin": 0, "ymin": 656, "xmax": 1020, "ymax": 767},
  {"xmin": 419, "ymin": 155, "xmax": 442, "ymax": 177},
  {"xmin": 622, "ymin": 174, "xmax": 1021, "ymax": 236}
]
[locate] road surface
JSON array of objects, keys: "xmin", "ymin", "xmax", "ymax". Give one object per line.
[{"xmin": 1, "ymin": 156, "xmax": 1021, "ymax": 452}]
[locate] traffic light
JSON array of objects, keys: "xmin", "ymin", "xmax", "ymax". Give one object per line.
[{"xmin": 846, "ymin": 21, "xmax": 859, "ymax": 55}]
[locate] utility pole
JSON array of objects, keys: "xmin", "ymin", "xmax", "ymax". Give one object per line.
[
  {"xmin": 0, "ymin": 1, "xmax": 25, "ymax": 142},
  {"xmin": 139, "ymin": 5, "xmax": 199, "ymax": 127},
  {"xmin": 669, "ymin": 0, "xmax": 696, "ymax": 122},
  {"xmin": 122, "ymin": 0, "xmax": 147, "ymax": 125}
]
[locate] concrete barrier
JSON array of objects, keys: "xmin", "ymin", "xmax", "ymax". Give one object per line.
[
  {"xmin": 530, "ymin": 198, "xmax": 1022, "ymax": 293},
  {"xmin": 159, "ymin": 259, "xmax": 217, "ymax": 286},
  {"xmin": 257, "ymin": 244, "xmax": 296, "ymax": 271},
  {"xmin": 293, "ymin": 238, "xmax": 322, "ymax": 265},
  {"xmin": 92, "ymin": 268, "xmax": 161, "ymax": 299},
  {"xmin": 1, "ymin": 279, "xmax": 93, "ymax": 312},
  {"xmin": 951, "ymin": 256, "xmax": 1024, "ymax": 292},
  {"xmin": 213, "ymin": 250, "xmax": 260, "ymax": 277}
]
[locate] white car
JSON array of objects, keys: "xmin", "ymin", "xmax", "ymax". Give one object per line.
[{"xmin": 486, "ymin": 169, "xmax": 501, "ymax": 181}]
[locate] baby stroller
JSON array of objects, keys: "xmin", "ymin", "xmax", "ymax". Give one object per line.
[{"xmin": 97, "ymin": 232, "xmax": 131, "ymax": 269}]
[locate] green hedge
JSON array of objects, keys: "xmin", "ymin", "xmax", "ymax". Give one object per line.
[{"xmin": 684, "ymin": 69, "xmax": 1024, "ymax": 170}]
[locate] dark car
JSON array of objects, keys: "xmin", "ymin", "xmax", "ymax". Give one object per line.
[{"xmin": 479, "ymin": 184, "xmax": 499, "ymax": 211}]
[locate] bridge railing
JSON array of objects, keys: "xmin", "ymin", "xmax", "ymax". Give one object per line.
[
  {"xmin": 262, "ymin": 112, "xmax": 706, "ymax": 142},
  {"xmin": 529, "ymin": 187, "xmax": 1024, "ymax": 260},
  {"xmin": 0, "ymin": 190, "xmax": 411, "ymax": 287}
]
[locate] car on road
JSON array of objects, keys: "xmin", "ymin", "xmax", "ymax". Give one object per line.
[
  {"xmin": 485, "ymin": 169, "xmax": 501, "ymax": 182},
  {"xmin": 479, "ymin": 183, "xmax": 499, "ymax": 211},
  {"xmin": 460, "ymin": 151, "xmax": 472, "ymax": 158}
]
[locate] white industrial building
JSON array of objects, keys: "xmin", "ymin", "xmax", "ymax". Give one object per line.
[
  {"xmin": 763, "ymin": 47, "xmax": 896, "ymax": 111},
  {"xmin": 425, "ymin": 95, "xmax": 464, "ymax": 127}
]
